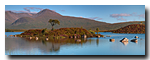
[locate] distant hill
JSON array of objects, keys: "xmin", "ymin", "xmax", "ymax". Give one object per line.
[
  {"xmin": 112, "ymin": 24, "xmax": 145, "ymax": 33},
  {"xmin": 5, "ymin": 9, "xmax": 145, "ymax": 30}
]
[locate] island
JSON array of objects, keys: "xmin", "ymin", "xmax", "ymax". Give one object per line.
[{"xmin": 15, "ymin": 28, "xmax": 104, "ymax": 40}]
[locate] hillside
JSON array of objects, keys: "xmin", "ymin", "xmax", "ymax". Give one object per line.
[
  {"xmin": 112, "ymin": 24, "xmax": 145, "ymax": 33},
  {"xmin": 5, "ymin": 9, "xmax": 109, "ymax": 30},
  {"xmin": 5, "ymin": 9, "xmax": 145, "ymax": 30}
]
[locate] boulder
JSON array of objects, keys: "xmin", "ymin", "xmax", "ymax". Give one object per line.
[
  {"xmin": 14, "ymin": 35, "xmax": 17, "ymax": 37},
  {"xmin": 131, "ymin": 39, "xmax": 138, "ymax": 42},
  {"xmin": 29, "ymin": 37, "xmax": 32, "ymax": 39},
  {"xmin": 97, "ymin": 35, "xmax": 100, "ymax": 38},
  {"xmin": 106, "ymin": 36, "xmax": 111, "ymax": 37},
  {"xmin": 69, "ymin": 36, "xmax": 73, "ymax": 38},
  {"xmin": 110, "ymin": 39, "xmax": 115, "ymax": 42},
  {"xmin": 36, "ymin": 37, "xmax": 38, "ymax": 40},
  {"xmin": 82, "ymin": 35, "xmax": 87, "ymax": 38},
  {"xmin": 45, "ymin": 37, "xmax": 48, "ymax": 41},
  {"xmin": 120, "ymin": 38, "xmax": 128, "ymax": 42},
  {"xmin": 135, "ymin": 36, "xmax": 139, "ymax": 38},
  {"xmin": 9, "ymin": 35, "xmax": 13, "ymax": 37},
  {"xmin": 74, "ymin": 36, "xmax": 77, "ymax": 39}
]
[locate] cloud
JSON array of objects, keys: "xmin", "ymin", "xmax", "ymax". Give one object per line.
[
  {"xmin": 117, "ymin": 17, "xmax": 127, "ymax": 21},
  {"xmin": 11, "ymin": 10, "xmax": 29, "ymax": 13},
  {"xmin": 23, "ymin": 7, "xmax": 43, "ymax": 13},
  {"xmin": 137, "ymin": 14, "xmax": 145, "ymax": 18},
  {"xmin": 7, "ymin": 7, "xmax": 43, "ymax": 13},
  {"xmin": 110, "ymin": 13, "xmax": 145, "ymax": 21},
  {"xmin": 110, "ymin": 13, "xmax": 131, "ymax": 18},
  {"xmin": 88, "ymin": 17, "xmax": 102, "ymax": 20}
]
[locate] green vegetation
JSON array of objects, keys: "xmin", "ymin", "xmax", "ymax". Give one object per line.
[
  {"xmin": 48, "ymin": 19, "xmax": 60, "ymax": 30},
  {"xmin": 96, "ymin": 28, "xmax": 99, "ymax": 34}
]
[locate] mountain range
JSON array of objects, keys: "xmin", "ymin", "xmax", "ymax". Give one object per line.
[{"xmin": 5, "ymin": 9, "xmax": 145, "ymax": 30}]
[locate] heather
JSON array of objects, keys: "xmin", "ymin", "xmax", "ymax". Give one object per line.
[
  {"xmin": 17, "ymin": 28, "xmax": 103, "ymax": 39},
  {"xmin": 112, "ymin": 24, "xmax": 145, "ymax": 33}
]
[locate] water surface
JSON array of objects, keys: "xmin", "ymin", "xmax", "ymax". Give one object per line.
[{"xmin": 5, "ymin": 32, "xmax": 145, "ymax": 55}]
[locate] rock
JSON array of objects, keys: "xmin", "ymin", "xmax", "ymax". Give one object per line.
[
  {"xmin": 135, "ymin": 36, "xmax": 139, "ymax": 38},
  {"xmin": 45, "ymin": 37, "xmax": 48, "ymax": 41},
  {"xmin": 74, "ymin": 36, "xmax": 77, "ymax": 39},
  {"xmin": 9, "ymin": 35, "xmax": 13, "ymax": 37},
  {"xmin": 14, "ymin": 35, "xmax": 17, "ymax": 37},
  {"xmin": 5, "ymin": 35, "xmax": 7, "ymax": 37},
  {"xmin": 106, "ymin": 36, "xmax": 111, "ymax": 37},
  {"xmin": 36, "ymin": 37, "xmax": 38, "ymax": 40},
  {"xmin": 110, "ymin": 39, "xmax": 115, "ymax": 42},
  {"xmin": 120, "ymin": 38, "xmax": 128, "ymax": 42},
  {"xmin": 131, "ymin": 39, "xmax": 138, "ymax": 42},
  {"xmin": 82, "ymin": 35, "xmax": 87, "ymax": 38},
  {"xmin": 69, "ymin": 36, "xmax": 73, "ymax": 38},
  {"xmin": 29, "ymin": 37, "xmax": 32, "ymax": 39},
  {"xmin": 97, "ymin": 35, "xmax": 100, "ymax": 38}
]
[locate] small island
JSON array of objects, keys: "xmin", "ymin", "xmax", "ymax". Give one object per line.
[
  {"xmin": 14, "ymin": 19, "xmax": 104, "ymax": 40},
  {"xmin": 15, "ymin": 28, "xmax": 104, "ymax": 39}
]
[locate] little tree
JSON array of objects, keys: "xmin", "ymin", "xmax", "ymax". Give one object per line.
[
  {"xmin": 96, "ymin": 28, "xmax": 99, "ymax": 34},
  {"xmin": 48, "ymin": 19, "xmax": 60, "ymax": 30}
]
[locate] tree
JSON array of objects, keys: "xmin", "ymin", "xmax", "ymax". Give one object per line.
[
  {"xmin": 48, "ymin": 19, "xmax": 60, "ymax": 30},
  {"xmin": 96, "ymin": 28, "xmax": 99, "ymax": 34}
]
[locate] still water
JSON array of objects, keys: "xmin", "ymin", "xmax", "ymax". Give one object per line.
[{"xmin": 5, "ymin": 32, "xmax": 145, "ymax": 55}]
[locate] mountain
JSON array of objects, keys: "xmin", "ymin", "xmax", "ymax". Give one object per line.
[
  {"xmin": 12, "ymin": 17, "xmax": 35, "ymax": 25},
  {"xmin": 5, "ymin": 9, "xmax": 145, "ymax": 30},
  {"xmin": 112, "ymin": 24, "xmax": 145, "ymax": 33}
]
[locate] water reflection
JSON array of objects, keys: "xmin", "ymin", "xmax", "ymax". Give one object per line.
[
  {"xmin": 5, "ymin": 37, "xmax": 90, "ymax": 54},
  {"xmin": 96, "ymin": 39, "xmax": 99, "ymax": 46},
  {"xmin": 5, "ymin": 32, "xmax": 145, "ymax": 55},
  {"xmin": 121, "ymin": 42, "xmax": 129, "ymax": 46}
]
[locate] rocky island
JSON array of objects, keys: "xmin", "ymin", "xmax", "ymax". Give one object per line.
[{"xmin": 15, "ymin": 28, "xmax": 104, "ymax": 40}]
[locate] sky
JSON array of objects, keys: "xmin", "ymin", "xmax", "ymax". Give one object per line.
[{"xmin": 5, "ymin": 5, "xmax": 145, "ymax": 23}]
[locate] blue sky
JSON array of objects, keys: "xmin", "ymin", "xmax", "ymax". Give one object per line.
[{"xmin": 5, "ymin": 5, "xmax": 145, "ymax": 23}]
